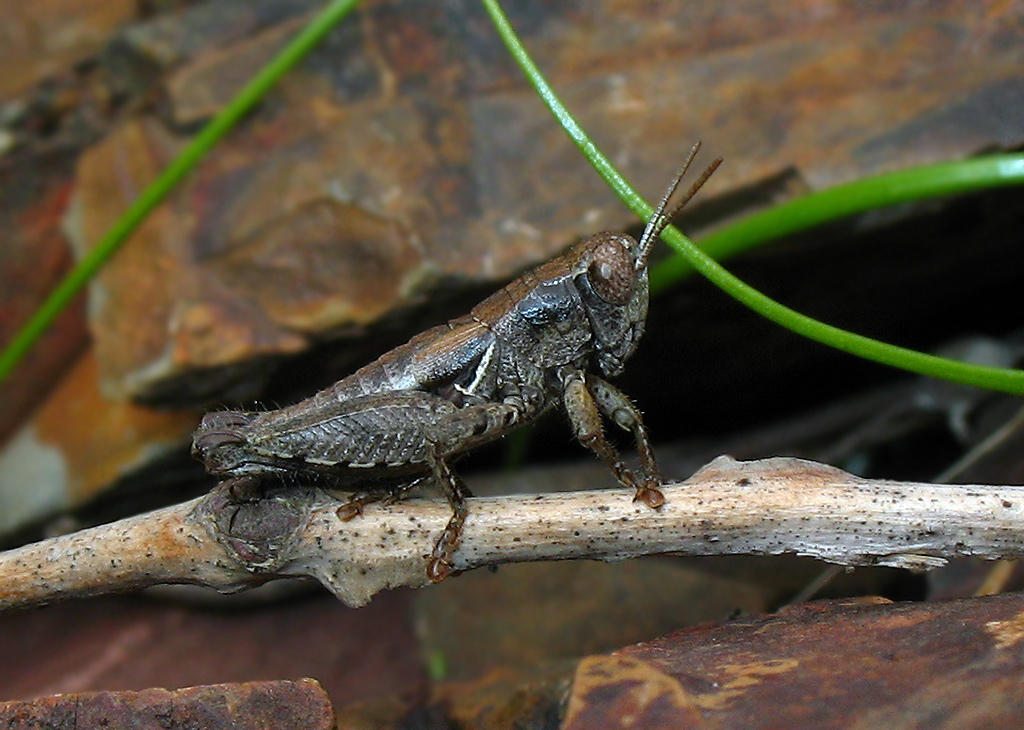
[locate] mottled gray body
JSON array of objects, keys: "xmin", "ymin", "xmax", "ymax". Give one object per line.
[
  {"xmin": 192, "ymin": 145, "xmax": 719, "ymax": 579},
  {"xmin": 195, "ymin": 238, "xmax": 647, "ymax": 482}
]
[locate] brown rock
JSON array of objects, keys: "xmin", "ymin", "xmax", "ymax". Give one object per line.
[
  {"xmin": 0, "ymin": 152, "xmax": 85, "ymax": 445},
  {"xmin": 0, "ymin": 0, "xmax": 136, "ymax": 101},
  {"xmin": 414, "ymin": 559, "xmax": 767, "ymax": 680},
  {"xmin": 563, "ymin": 594, "xmax": 1024, "ymax": 730},
  {"xmin": 165, "ymin": 14, "xmax": 314, "ymax": 127},
  {"xmin": 66, "ymin": 103, "xmax": 442, "ymax": 402},
  {"xmin": 0, "ymin": 679, "xmax": 334, "ymax": 730},
  {"xmin": 0, "ymin": 350, "xmax": 197, "ymax": 537},
  {"xmin": 64, "ymin": 1, "xmax": 1024, "ymax": 405},
  {"xmin": 66, "ymin": 118, "xmax": 196, "ymax": 401},
  {"xmin": 105, "ymin": 0, "xmax": 321, "ymax": 82},
  {"xmin": 0, "ymin": 590, "xmax": 423, "ymax": 713}
]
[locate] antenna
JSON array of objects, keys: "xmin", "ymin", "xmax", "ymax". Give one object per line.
[{"xmin": 636, "ymin": 141, "xmax": 722, "ymax": 269}]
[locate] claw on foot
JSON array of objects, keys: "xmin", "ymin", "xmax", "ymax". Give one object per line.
[
  {"xmin": 336, "ymin": 502, "xmax": 363, "ymax": 521},
  {"xmin": 635, "ymin": 485, "xmax": 665, "ymax": 509},
  {"xmin": 225, "ymin": 476, "xmax": 263, "ymax": 502},
  {"xmin": 427, "ymin": 557, "xmax": 453, "ymax": 583}
]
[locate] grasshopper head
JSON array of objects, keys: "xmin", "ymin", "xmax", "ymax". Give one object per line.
[
  {"xmin": 575, "ymin": 143, "xmax": 720, "ymax": 377},
  {"xmin": 573, "ymin": 231, "xmax": 650, "ymax": 377}
]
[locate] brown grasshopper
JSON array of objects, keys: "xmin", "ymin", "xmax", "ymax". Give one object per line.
[{"xmin": 192, "ymin": 143, "xmax": 720, "ymax": 581}]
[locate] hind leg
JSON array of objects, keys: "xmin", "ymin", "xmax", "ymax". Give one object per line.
[
  {"xmin": 335, "ymin": 477, "xmax": 427, "ymax": 521},
  {"xmin": 420, "ymin": 400, "xmax": 528, "ymax": 581},
  {"xmin": 425, "ymin": 449, "xmax": 473, "ymax": 583}
]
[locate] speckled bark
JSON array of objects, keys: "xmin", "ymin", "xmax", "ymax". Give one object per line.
[{"xmin": 1, "ymin": 456, "xmax": 1023, "ymax": 610}]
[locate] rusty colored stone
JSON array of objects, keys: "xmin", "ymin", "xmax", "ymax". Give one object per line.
[
  {"xmin": 165, "ymin": 14, "xmax": 314, "ymax": 127},
  {"xmin": 63, "ymin": 1, "xmax": 1024, "ymax": 405},
  {"xmin": 66, "ymin": 97, "xmax": 448, "ymax": 402},
  {"xmin": 0, "ymin": 153, "xmax": 86, "ymax": 445},
  {"xmin": 0, "ymin": 679, "xmax": 334, "ymax": 730},
  {"xmin": 153, "ymin": 1, "xmax": 379, "ymax": 126},
  {"xmin": 563, "ymin": 593, "xmax": 1024, "ymax": 730},
  {"xmin": 434, "ymin": 663, "xmax": 575, "ymax": 730},
  {"xmin": 204, "ymin": 199, "xmax": 427, "ymax": 335},
  {"xmin": 468, "ymin": 1, "xmax": 1024, "ymax": 229},
  {"xmin": 106, "ymin": 0, "xmax": 320, "ymax": 78},
  {"xmin": 0, "ymin": 591, "xmax": 423, "ymax": 711},
  {"xmin": 336, "ymin": 662, "xmax": 574, "ymax": 730},
  {"xmin": 0, "ymin": 350, "xmax": 197, "ymax": 537},
  {"xmin": 0, "ymin": 0, "xmax": 136, "ymax": 101},
  {"xmin": 66, "ymin": 117, "xmax": 199, "ymax": 400}
]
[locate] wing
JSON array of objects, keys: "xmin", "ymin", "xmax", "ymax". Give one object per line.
[
  {"xmin": 308, "ymin": 318, "xmax": 499, "ymax": 405},
  {"xmin": 246, "ymin": 390, "xmax": 462, "ymax": 470}
]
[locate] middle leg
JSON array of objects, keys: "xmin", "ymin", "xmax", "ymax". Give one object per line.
[{"xmin": 335, "ymin": 477, "xmax": 428, "ymax": 521}]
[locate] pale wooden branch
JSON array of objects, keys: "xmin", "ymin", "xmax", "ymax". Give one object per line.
[{"xmin": 2, "ymin": 455, "xmax": 1024, "ymax": 610}]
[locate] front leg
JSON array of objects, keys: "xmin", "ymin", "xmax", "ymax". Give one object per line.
[
  {"xmin": 584, "ymin": 374, "xmax": 661, "ymax": 487},
  {"xmin": 563, "ymin": 370, "xmax": 665, "ymax": 508}
]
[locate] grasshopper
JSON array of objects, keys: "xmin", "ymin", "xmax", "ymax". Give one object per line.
[{"xmin": 192, "ymin": 143, "xmax": 720, "ymax": 581}]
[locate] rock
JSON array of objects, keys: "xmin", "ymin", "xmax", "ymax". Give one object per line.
[
  {"xmin": 0, "ymin": 0, "xmax": 136, "ymax": 101},
  {"xmin": 0, "ymin": 679, "xmax": 334, "ymax": 730},
  {"xmin": 0, "ymin": 351, "xmax": 197, "ymax": 538},
  {"xmin": 60, "ymin": 1, "xmax": 1024, "ymax": 407}
]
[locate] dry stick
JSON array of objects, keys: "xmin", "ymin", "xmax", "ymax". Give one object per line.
[{"xmin": 2, "ymin": 455, "xmax": 1024, "ymax": 611}]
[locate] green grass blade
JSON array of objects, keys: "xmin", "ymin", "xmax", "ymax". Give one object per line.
[
  {"xmin": 482, "ymin": 0, "xmax": 1024, "ymax": 395},
  {"xmin": 0, "ymin": 0, "xmax": 363, "ymax": 385}
]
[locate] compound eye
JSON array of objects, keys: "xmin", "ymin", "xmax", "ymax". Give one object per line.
[{"xmin": 587, "ymin": 236, "xmax": 635, "ymax": 305}]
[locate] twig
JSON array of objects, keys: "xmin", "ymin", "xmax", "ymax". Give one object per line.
[{"xmin": 2, "ymin": 455, "xmax": 1024, "ymax": 610}]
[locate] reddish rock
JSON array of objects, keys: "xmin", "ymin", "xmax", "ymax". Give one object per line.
[
  {"xmin": 0, "ymin": 679, "xmax": 334, "ymax": 730},
  {"xmin": 0, "ymin": 154, "xmax": 86, "ymax": 445},
  {"xmin": 0, "ymin": 0, "xmax": 136, "ymax": 101},
  {"xmin": 61, "ymin": 1, "xmax": 1024, "ymax": 404},
  {"xmin": 563, "ymin": 594, "xmax": 1024, "ymax": 730},
  {"xmin": 0, "ymin": 351, "xmax": 197, "ymax": 537}
]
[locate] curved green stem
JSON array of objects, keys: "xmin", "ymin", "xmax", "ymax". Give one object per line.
[
  {"xmin": 482, "ymin": 0, "xmax": 1024, "ymax": 395},
  {"xmin": 0, "ymin": 0, "xmax": 363, "ymax": 384}
]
